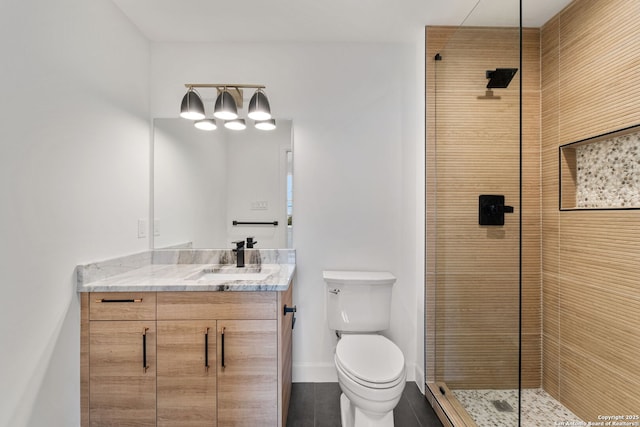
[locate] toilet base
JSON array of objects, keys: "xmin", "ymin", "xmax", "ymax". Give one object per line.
[{"xmin": 340, "ymin": 393, "xmax": 395, "ymax": 427}]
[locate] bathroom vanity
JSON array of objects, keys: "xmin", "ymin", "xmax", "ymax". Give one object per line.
[{"xmin": 77, "ymin": 249, "xmax": 296, "ymax": 427}]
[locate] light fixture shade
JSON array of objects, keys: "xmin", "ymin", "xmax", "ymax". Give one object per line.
[
  {"xmin": 224, "ymin": 118, "xmax": 246, "ymax": 130},
  {"xmin": 213, "ymin": 90, "xmax": 238, "ymax": 120},
  {"xmin": 180, "ymin": 89, "xmax": 205, "ymax": 120},
  {"xmin": 247, "ymin": 89, "xmax": 271, "ymax": 121},
  {"xmin": 194, "ymin": 118, "xmax": 217, "ymax": 131},
  {"xmin": 255, "ymin": 118, "xmax": 276, "ymax": 131}
]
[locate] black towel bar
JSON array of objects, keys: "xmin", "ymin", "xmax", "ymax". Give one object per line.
[{"xmin": 232, "ymin": 220, "xmax": 278, "ymax": 226}]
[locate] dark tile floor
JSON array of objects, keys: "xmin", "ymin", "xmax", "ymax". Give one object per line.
[{"xmin": 286, "ymin": 382, "xmax": 444, "ymax": 427}]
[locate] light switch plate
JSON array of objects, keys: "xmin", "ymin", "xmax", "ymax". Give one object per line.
[
  {"xmin": 251, "ymin": 200, "xmax": 268, "ymax": 210},
  {"xmin": 138, "ymin": 219, "xmax": 148, "ymax": 238}
]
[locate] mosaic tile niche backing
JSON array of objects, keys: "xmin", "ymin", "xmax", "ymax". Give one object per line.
[{"xmin": 576, "ymin": 130, "xmax": 640, "ymax": 208}]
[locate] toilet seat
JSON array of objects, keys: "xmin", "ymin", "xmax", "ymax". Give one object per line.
[
  {"xmin": 336, "ymin": 357, "xmax": 405, "ymax": 391},
  {"xmin": 335, "ymin": 335, "xmax": 405, "ymax": 389}
]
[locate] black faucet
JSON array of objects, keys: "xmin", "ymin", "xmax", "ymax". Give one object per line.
[
  {"xmin": 246, "ymin": 237, "xmax": 257, "ymax": 249},
  {"xmin": 232, "ymin": 240, "xmax": 245, "ymax": 268}
]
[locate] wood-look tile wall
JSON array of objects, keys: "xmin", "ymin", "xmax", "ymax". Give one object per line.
[
  {"xmin": 541, "ymin": 0, "xmax": 640, "ymax": 421},
  {"xmin": 425, "ymin": 26, "xmax": 541, "ymax": 390}
]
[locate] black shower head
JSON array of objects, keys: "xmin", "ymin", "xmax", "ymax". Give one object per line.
[{"xmin": 485, "ymin": 68, "xmax": 518, "ymax": 89}]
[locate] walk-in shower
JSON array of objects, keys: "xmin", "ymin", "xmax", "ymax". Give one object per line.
[{"xmin": 424, "ymin": 2, "xmax": 589, "ymax": 426}]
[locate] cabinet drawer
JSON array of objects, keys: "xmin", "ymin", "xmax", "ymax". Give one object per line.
[
  {"xmin": 90, "ymin": 292, "xmax": 156, "ymax": 321},
  {"xmin": 157, "ymin": 292, "xmax": 277, "ymax": 320}
]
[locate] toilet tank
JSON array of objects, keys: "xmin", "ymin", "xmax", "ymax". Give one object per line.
[{"xmin": 323, "ymin": 270, "xmax": 396, "ymax": 333}]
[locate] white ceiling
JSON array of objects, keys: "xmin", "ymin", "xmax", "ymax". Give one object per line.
[{"xmin": 111, "ymin": 0, "xmax": 572, "ymax": 43}]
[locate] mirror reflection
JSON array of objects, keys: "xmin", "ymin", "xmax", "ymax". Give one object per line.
[{"xmin": 153, "ymin": 118, "xmax": 293, "ymax": 249}]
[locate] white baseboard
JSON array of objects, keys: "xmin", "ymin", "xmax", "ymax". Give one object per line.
[
  {"xmin": 292, "ymin": 363, "xmax": 337, "ymax": 382},
  {"xmin": 414, "ymin": 364, "xmax": 425, "ymax": 393}
]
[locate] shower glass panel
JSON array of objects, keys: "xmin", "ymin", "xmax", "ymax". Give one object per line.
[{"xmin": 426, "ymin": 1, "xmax": 524, "ymax": 425}]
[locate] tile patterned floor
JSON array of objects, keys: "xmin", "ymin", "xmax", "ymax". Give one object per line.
[
  {"xmin": 452, "ymin": 388, "xmax": 584, "ymax": 427},
  {"xmin": 287, "ymin": 382, "xmax": 443, "ymax": 427}
]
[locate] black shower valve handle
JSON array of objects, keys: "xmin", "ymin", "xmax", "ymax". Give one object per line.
[{"xmin": 479, "ymin": 194, "xmax": 513, "ymax": 226}]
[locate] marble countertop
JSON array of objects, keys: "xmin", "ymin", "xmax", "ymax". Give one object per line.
[{"xmin": 77, "ymin": 249, "xmax": 296, "ymax": 292}]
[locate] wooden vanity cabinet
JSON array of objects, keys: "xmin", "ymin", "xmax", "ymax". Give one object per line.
[{"xmin": 82, "ymin": 285, "xmax": 294, "ymax": 427}]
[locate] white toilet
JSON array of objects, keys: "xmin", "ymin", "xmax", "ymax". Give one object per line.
[{"xmin": 323, "ymin": 270, "xmax": 406, "ymax": 427}]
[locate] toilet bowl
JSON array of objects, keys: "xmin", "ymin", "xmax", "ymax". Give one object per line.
[{"xmin": 334, "ymin": 334, "xmax": 406, "ymax": 427}]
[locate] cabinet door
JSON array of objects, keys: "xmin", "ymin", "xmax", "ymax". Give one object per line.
[
  {"xmin": 89, "ymin": 321, "xmax": 156, "ymax": 427},
  {"xmin": 217, "ymin": 320, "xmax": 278, "ymax": 427},
  {"xmin": 278, "ymin": 283, "xmax": 294, "ymax": 427},
  {"xmin": 157, "ymin": 320, "xmax": 217, "ymax": 427}
]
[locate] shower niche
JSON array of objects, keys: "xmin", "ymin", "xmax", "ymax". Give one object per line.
[{"xmin": 560, "ymin": 124, "xmax": 640, "ymax": 210}]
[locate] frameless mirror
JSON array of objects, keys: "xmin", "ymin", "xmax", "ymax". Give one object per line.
[{"xmin": 153, "ymin": 118, "xmax": 293, "ymax": 249}]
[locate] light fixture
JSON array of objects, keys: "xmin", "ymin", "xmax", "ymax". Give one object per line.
[
  {"xmin": 194, "ymin": 118, "xmax": 217, "ymax": 131},
  {"xmin": 213, "ymin": 89, "xmax": 238, "ymax": 120},
  {"xmin": 180, "ymin": 87, "xmax": 205, "ymax": 120},
  {"xmin": 224, "ymin": 118, "xmax": 246, "ymax": 130},
  {"xmin": 255, "ymin": 119, "xmax": 276, "ymax": 131},
  {"xmin": 248, "ymin": 89, "xmax": 271, "ymax": 121},
  {"xmin": 180, "ymin": 83, "xmax": 276, "ymax": 131}
]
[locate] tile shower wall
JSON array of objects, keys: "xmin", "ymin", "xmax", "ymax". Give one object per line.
[
  {"xmin": 425, "ymin": 26, "xmax": 542, "ymax": 390},
  {"xmin": 576, "ymin": 130, "xmax": 640, "ymax": 208},
  {"xmin": 541, "ymin": 0, "xmax": 640, "ymax": 422}
]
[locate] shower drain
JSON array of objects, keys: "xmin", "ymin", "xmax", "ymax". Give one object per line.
[{"xmin": 491, "ymin": 400, "xmax": 514, "ymax": 412}]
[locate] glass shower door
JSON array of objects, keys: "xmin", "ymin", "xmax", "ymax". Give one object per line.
[{"xmin": 425, "ymin": 3, "xmax": 524, "ymax": 425}]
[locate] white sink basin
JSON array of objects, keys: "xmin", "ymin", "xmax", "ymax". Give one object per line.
[{"xmin": 189, "ymin": 264, "xmax": 280, "ymax": 282}]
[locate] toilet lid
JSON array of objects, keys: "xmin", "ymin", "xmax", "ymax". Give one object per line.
[{"xmin": 335, "ymin": 335, "xmax": 405, "ymax": 384}]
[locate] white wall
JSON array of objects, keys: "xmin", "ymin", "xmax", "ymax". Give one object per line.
[
  {"xmin": 0, "ymin": 9, "xmax": 425, "ymax": 424},
  {"xmin": 150, "ymin": 42, "xmax": 425, "ymax": 383},
  {"xmin": 0, "ymin": 0, "xmax": 150, "ymax": 425}
]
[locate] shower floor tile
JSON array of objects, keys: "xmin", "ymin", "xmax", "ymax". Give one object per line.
[{"xmin": 452, "ymin": 388, "xmax": 583, "ymax": 427}]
